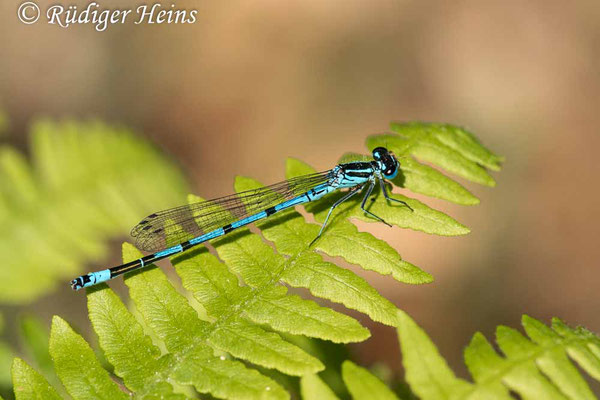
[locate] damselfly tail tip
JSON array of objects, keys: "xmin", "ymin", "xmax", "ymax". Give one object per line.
[{"xmin": 70, "ymin": 277, "xmax": 84, "ymax": 291}]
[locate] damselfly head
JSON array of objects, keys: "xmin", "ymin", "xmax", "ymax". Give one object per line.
[{"xmin": 372, "ymin": 146, "xmax": 399, "ymax": 179}]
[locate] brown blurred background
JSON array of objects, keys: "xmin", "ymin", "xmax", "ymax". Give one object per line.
[{"xmin": 1, "ymin": 0, "xmax": 599, "ymax": 387}]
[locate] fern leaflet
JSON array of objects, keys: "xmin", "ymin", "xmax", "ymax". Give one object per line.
[{"xmin": 301, "ymin": 360, "xmax": 400, "ymax": 400}]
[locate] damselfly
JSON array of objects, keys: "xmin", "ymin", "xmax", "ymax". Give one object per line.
[{"xmin": 71, "ymin": 147, "xmax": 412, "ymax": 290}]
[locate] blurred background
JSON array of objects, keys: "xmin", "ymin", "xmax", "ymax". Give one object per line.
[{"xmin": 1, "ymin": 0, "xmax": 599, "ymax": 395}]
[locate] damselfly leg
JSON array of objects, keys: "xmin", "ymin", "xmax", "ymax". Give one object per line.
[
  {"xmin": 360, "ymin": 179, "xmax": 392, "ymax": 227},
  {"xmin": 378, "ymin": 179, "xmax": 413, "ymax": 211},
  {"xmin": 310, "ymin": 184, "xmax": 364, "ymax": 246}
]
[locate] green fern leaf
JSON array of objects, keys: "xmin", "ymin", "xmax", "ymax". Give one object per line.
[
  {"xmin": 19, "ymin": 315, "xmax": 58, "ymax": 390},
  {"xmin": 88, "ymin": 247, "xmax": 289, "ymax": 399},
  {"xmin": 286, "ymin": 156, "xmax": 469, "ymax": 237},
  {"xmin": 300, "ymin": 362, "xmax": 402, "ymax": 400},
  {"xmin": 245, "ymin": 286, "xmax": 369, "ymax": 342},
  {"xmin": 49, "ymin": 316, "xmax": 129, "ymax": 399},
  {"xmin": 340, "ymin": 151, "xmax": 479, "ymax": 206},
  {"xmin": 87, "ymin": 283, "xmax": 169, "ymax": 394},
  {"xmin": 209, "ymin": 317, "xmax": 325, "ymax": 375},
  {"xmin": 0, "ymin": 120, "xmax": 188, "ymax": 303},
  {"xmin": 123, "ymin": 244, "xmax": 301, "ymax": 386},
  {"xmin": 300, "ymin": 373, "xmax": 340, "ymax": 400},
  {"xmin": 176, "ymin": 236, "xmax": 368, "ymax": 343},
  {"xmin": 397, "ymin": 310, "xmax": 600, "ymax": 400},
  {"xmin": 396, "ymin": 310, "xmax": 472, "ymax": 399},
  {"xmin": 342, "ymin": 360, "xmax": 400, "ymax": 400},
  {"xmin": 382, "ymin": 122, "xmax": 501, "ymax": 185},
  {"xmin": 11, "ymin": 358, "xmax": 60, "ymax": 400},
  {"xmin": 300, "ymin": 312, "xmax": 600, "ymax": 400},
  {"xmin": 10, "ymin": 121, "xmax": 501, "ymax": 399}
]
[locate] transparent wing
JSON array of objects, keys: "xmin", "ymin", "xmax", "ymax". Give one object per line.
[{"xmin": 131, "ymin": 170, "xmax": 333, "ymax": 252}]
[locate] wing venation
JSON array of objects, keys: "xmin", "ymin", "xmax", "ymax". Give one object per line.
[{"xmin": 130, "ymin": 170, "xmax": 332, "ymax": 251}]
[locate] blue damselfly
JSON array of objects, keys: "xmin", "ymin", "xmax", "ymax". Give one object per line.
[{"xmin": 71, "ymin": 147, "xmax": 411, "ymax": 290}]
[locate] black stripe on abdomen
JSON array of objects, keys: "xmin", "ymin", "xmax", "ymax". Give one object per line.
[
  {"xmin": 265, "ymin": 207, "xmax": 276, "ymax": 216},
  {"xmin": 181, "ymin": 240, "xmax": 194, "ymax": 251}
]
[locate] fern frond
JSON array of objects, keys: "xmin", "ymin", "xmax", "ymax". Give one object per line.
[
  {"xmin": 99, "ymin": 244, "xmax": 288, "ymax": 399},
  {"xmin": 11, "ymin": 122, "xmax": 501, "ymax": 399},
  {"xmin": 300, "ymin": 360, "xmax": 400, "ymax": 400},
  {"xmin": 342, "ymin": 361, "xmax": 400, "ymax": 400},
  {"xmin": 12, "ymin": 358, "xmax": 60, "ymax": 400},
  {"xmin": 0, "ymin": 120, "xmax": 188, "ymax": 303},
  {"xmin": 367, "ymin": 122, "xmax": 503, "ymax": 203},
  {"xmin": 301, "ymin": 313, "xmax": 600, "ymax": 400},
  {"xmin": 300, "ymin": 373, "xmax": 340, "ymax": 400},
  {"xmin": 49, "ymin": 316, "xmax": 130, "ymax": 399},
  {"xmin": 397, "ymin": 310, "xmax": 600, "ymax": 400},
  {"xmin": 18, "ymin": 315, "xmax": 57, "ymax": 392},
  {"xmin": 287, "ymin": 157, "xmax": 460, "ymax": 286}
]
